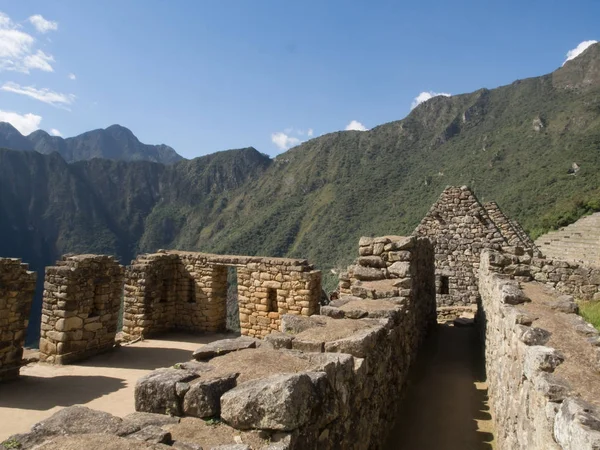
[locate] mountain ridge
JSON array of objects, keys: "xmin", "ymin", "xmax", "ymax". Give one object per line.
[{"xmin": 0, "ymin": 123, "xmax": 185, "ymax": 164}]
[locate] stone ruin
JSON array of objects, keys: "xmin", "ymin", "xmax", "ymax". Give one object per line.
[
  {"xmin": 0, "ymin": 258, "xmax": 35, "ymax": 381},
  {"xmin": 39, "ymin": 255, "xmax": 124, "ymax": 364},
  {"xmin": 28, "ymin": 250, "xmax": 321, "ymax": 365},
  {"xmin": 412, "ymin": 186, "xmax": 536, "ymax": 318},
  {"xmin": 7, "ymin": 236, "xmax": 437, "ymax": 449},
  {"xmin": 123, "ymin": 251, "xmax": 321, "ymax": 340}
]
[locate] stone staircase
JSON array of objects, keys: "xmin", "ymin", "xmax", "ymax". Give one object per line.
[{"xmin": 535, "ymin": 212, "xmax": 600, "ymax": 266}]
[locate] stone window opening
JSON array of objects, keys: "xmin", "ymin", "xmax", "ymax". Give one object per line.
[
  {"xmin": 267, "ymin": 288, "xmax": 278, "ymax": 313},
  {"xmin": 440, "ymin": 276, "xmax": 450, "ymax": 295},
  {"xmin": 187, "ymin": 279, "xmax": 196, "ymax": 303},
  {"xmin": 89, "ymin": 280, "xmax": 103, "ymax": 318},
  {"xmin": 160, "ymin": 278, "xmax": 170, "ymax": 303}
]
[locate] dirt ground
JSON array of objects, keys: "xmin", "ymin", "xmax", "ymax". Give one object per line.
[
  {"xmin": 384, "ymin": 323, "xmax": 495, "ymax": 450},
  {"xmin": 521, "ymin": 282, "xmax": 600, "ymax": 409},
  {"xmin": 0, "ymin": 332, "xmax": 234, "ymax": 440}
]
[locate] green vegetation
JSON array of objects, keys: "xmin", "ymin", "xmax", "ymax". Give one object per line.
[
  {"xmin": 2, "ymin": 44, "xmax": 600, "ymax": 340},
  {"xmin": 203, "ymin": 417, "xmax": 221, "ymax": 426},
  {"xmin": 579, "ymin": 301, "xmax": 600, "ymax": 331},
  {"xmin": 1, "ymin": 438, "xmax": 21, "ymax": 449}
]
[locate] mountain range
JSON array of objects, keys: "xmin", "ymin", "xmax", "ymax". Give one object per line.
[
  {"xmin": 0, "ymin": 123, "xmax": 184, "ymax": 164},
  {"xmin": 2, "ymin": 42, "xmax": 600, "ymax": 344}
]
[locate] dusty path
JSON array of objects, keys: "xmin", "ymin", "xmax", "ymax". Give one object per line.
[
  {"xmin": 385, "ymin": 323, "xmax": 495, "ymax": 450},
  {"xmin": 0, "ymin": 332, "xmax": 234, "ymax": 440}
]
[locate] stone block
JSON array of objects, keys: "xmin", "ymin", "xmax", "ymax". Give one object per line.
[{"xmin": 220, "ymin": 373, "xmax": 322, "ymax": 431}]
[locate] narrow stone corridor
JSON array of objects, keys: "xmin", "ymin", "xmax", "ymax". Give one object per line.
[{"xmin": 385, "ymin": 323, "xmax": 495, "ymax": 450}]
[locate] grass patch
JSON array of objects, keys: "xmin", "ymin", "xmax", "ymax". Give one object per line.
[{"xmin": 578, "ymin": 301, "xmax": 600, "ymax": 331}]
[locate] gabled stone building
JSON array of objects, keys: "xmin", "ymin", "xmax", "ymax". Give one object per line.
[{"xmin": 413, "ymin": 186, "xmax": 534, "ymax": 310}]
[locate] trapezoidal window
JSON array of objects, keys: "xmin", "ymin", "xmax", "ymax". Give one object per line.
[
  {"xmin": 90, "ymin": 278, "xmax": 104, "ymax": 318},
  {"xmin": 267, "ymin": 288, "xmax": 278, "ymax": 313},
  {"xmin": 440, "ymin": 276, "xmax": 450, "ymax": 295},
  {"xmin": 160, "ymin": 278, "xmax": 170, "ymax": 303}
]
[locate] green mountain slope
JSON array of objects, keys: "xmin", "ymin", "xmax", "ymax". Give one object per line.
[{"xmin": 1, "ymin": 43, "xmax": 600, "ymax": 343}]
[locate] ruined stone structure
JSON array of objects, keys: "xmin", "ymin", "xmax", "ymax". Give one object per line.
[
  {"xmin": 412, "ymin": 186, "xmax": 535, "ymax": 312},
  {"xmin": 8, "ymin": 235, "xmax": 436, "ymax": 449},
  {"xmin": 39, "ymin": 255, "xmax": 124, "ymax": 364},
  {"xmin": 123, "ymin": 251, "xmax": 321, "ymax": 340},
  {"xmin": 479, "ymin": 248, "xmax": 600, "ymax": 449},
  {"xmin": 535, "ymin": 212, "xmax": 600, "ymax": 266},
  {"xmin": 0, "ymin": 258, "xmax": 36, "ymax": 381}
]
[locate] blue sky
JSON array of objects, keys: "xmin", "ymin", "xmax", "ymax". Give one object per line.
[{"xmin": 0, "ymin": 1, "xmax": 598, "ymax": 158}]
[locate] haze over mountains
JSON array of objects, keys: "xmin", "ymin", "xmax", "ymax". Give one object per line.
[
  {"xmin": 1, "ymin": 43, "xmax": 600, "ymax": 343},
  {"xmin": 0, "ymin": 123, "xmax": 183, "ymax": 164}
]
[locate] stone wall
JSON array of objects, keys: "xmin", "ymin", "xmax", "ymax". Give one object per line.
[
  {"xmin": 127, "ymin": 236, "xmax": 436, "ymax": 450},
  {"xmin": 483, "ymin": 246, "xmax": 600, "ymax": 301},
  {"xmin": 479, "ymin": 249, "xmax": 600, "ymax": 449},
  {"xmin": 530, "ymin": 258, "xmax": 600, "ymax": 301},
  {"xmin": 39, "ymin": 255, "xmax": 124, "ymax": 364},
  {"xmin": 483, "ymin": 201, "xmax": 526, "ymax": 246},
  {"xmin": 413, "ymin": 186, "xmax": 507, "ymax": 307},
  {"xmin": 0, "ymin": 258, "xmax": 36, "ymax": 381},
  {"xmin": 123, "ymin": 251, "xmax": 321, "ymax": 340}
]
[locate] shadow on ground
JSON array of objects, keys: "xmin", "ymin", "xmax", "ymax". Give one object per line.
[
  {"xmin": 385, "ymin": 323, "xmax": 494, "ymax": 450},
  {"xmin": 0, "ymin": 375, "xmax": 126, "ymax": 410},
  {"xmin": 82, "ymin": 331, "xmax": 239, "ymax": 370}
]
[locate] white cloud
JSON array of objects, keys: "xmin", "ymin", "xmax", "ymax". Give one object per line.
[
  {"xmin": 0, "ymin": 109, "xmax": 42, "ymax": 135},
  {"xmin": 271, "ymin": 131, "xmax": 301, "ymax": 151},
  {"xmin": 28, "ymin": 14, "xmax": 58, "ymax": 33},
  {"xmin": 270, "ymin": 127, "xmax": 315, "ymax": 150},
  {"xmin": 0, "ymin": 12, "xmax": 55, "ymax": 73},
  {"xmin": 68, "ymin": 72, "xmax": 76, "ymax": 80},
  {"xmin": 345, "ymin": 120, "xmax": 368, "ymax": 131},
  {"xmin": 563, "ymin": 40, "xmax": 598, "ymax": 66},
  {"xmin": 22, "ymin": 50, "xmax": 54, "ymax": 72},
  {"xmin": 410, "ymin": 91, "xmax": 451, "ymax": 110},
  {"xmin": 50, "ymin": 128, "xmax": 62, "ymax": 136},
  {"xmin": 1, "ymin": 82, "xmax": 75, "ymax": 108}
]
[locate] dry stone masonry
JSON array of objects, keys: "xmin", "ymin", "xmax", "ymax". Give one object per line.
[
  {"xmin": 123, "ymin": 251, "xmax": 321, "ymax": 340},
  {"xmin": 39, "ymin": 255, "xmax": 124, "ymax": 364},
  {"xmin": 0, "ymin": 258, "xmax": 35, "ymax": 381},
  {"xmin": 479, "ymin": 248, "xmax": 600, "ymax": 449},
  {"xmin": 8, "ymin": 235, "xmax": 436, "ymax": 449},
  {"xmin": 412, "ymin": 186, "xmax": 535, "ymax": 316},
  {"xmin": 535, "ymin": 212, "xmax": 600, "ymax": 266}
]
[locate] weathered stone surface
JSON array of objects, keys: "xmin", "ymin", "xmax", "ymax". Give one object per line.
[
  {"xmin": 122, "ymin": 412, "xmax": 180, "ymax": 429},
  {"xmin": 518, "ymin": 327, "xmax": 552, "ymax": 346},
  {"xmin": 183, "ymin": 373, "xmax": 238, "ymax": 418},
  {"xmin": 135, "ymin": 368, "xmax": 199, "ymax": 416},
  {"xmin": 6, "ymin": 406, "xmax": 139, "ymax": 449},
  {"xmin": 324, "ymin": 325, "xmax": 384, "ymax": 358},
  {"xmin": 192, "ymin": 337, "xmax": 258, "ymax": 361},
  {"xmin": 28, "ymin": 434, "xmax": 166, "ymax": 450},
  {"xmin": 500, "ymin": 283, "xmax": 530, "ymax": 305},
  {"xmin": 263, "ymin": 332, "xmax": 294, "ymax": 349},
  {"xmin": 388, "ymin": 262, "xmax": 410, "ymax": 278},
  {"xmin": 172, "ymin": 441, "xmax": 204, "ymax": 450},
  {"xmin": 220, "ymin": 373, "xmax": 320, "ymax": 431},
  {"xmin": 209, "ymin": 446, "xmax": 251, "ymax": 450},
  {"xmin": 357, "ymin": 256, "xmax": 386, "ymax": 268},
  {"xmin": 0, "ymin": 258, "xmax": 36, "ymax": 381},
  {"xmin": 125, "ymin": 425, "xmax": 172, "ymax": 444},
  {"xmin": 554, "ymin": 398, "xmax": 600, "ymax": 449},
  {"xmin": 351, "ymin": 265, "xmax": 384, "ymax": 281}
]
